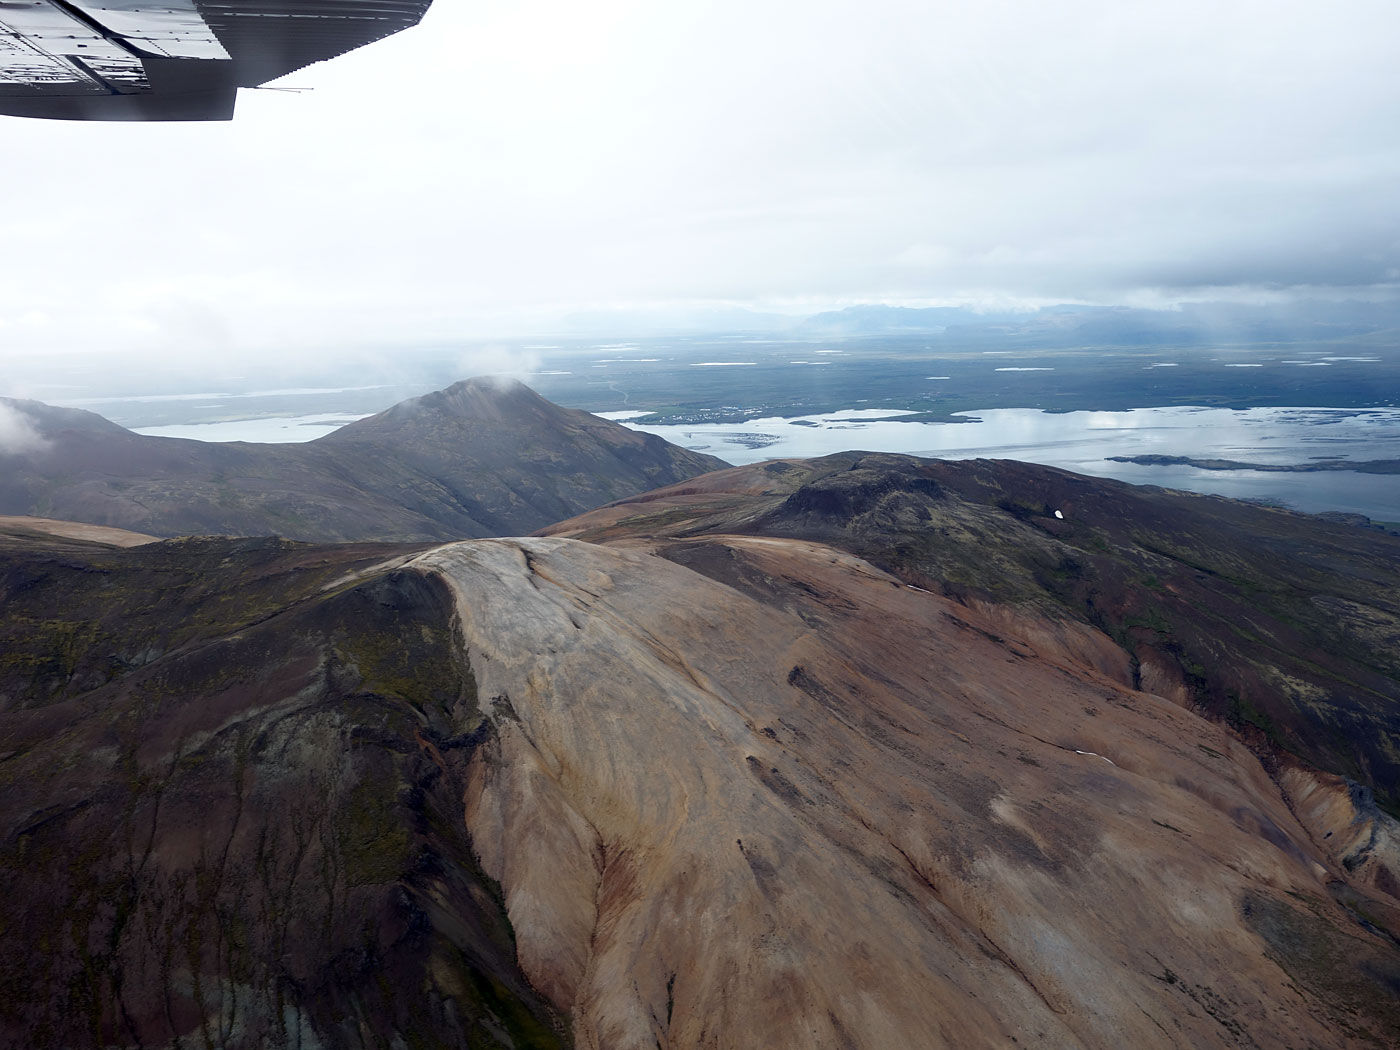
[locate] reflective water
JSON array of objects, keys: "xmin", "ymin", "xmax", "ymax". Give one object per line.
[
  {"xmin": 133, "ymin": 413, "xmax": 371, "ymax": 442},
  {"xmin": 621, "ymin": 405, "xmax": 1400, "ymax": 520}
]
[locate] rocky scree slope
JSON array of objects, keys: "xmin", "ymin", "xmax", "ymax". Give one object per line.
[
  {"xmin": 2, "ymin": 514, "xmax": 1399, "ymax": 1048},
  {"xmin": 544, "ymin": 452, "xmax": 1400, "ymax": 830},
  {"xmin": 0, "ymin": 378, "xmax": 726, "ymax": 542}
]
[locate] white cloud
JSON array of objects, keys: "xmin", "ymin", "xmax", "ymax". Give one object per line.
[
  {"xmin": 0, "ymin": 0, "xmax": 1396, "ymax": 362},
  {"xmin": 0, "ymin": 402, "xmax": 48, "ymax": 455},
  {"xmin": 454, "ymin": 345, "xmax": 543, "ymax": 383}
]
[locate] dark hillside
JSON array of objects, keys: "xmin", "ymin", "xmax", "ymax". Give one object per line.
[
  {"xmin": 0, "ymin": 532, "xmax": 568, "ymax": 1049},
  {"xmin": 0, "ymin": 378, "xmax": 726, "ymax": 542}
]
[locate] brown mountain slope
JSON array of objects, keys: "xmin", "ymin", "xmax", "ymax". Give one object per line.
[
  {"xmin": 2, "ymin": 519, "xmax": 1398, "ymax": 1048},
  {"xmin": 419, "ymin": 535, "xmax": 1400, "ymax": 1050},
  {"xmin": 541, "ymin": 452, "xmax": 1400, "ymax": 822},
  {"xmin": 0, "ymin": 378, "xmax": 726, "ymax": 541}
]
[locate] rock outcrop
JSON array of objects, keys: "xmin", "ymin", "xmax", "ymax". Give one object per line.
[{"xmin": 0, "ymin": 532, "xmax": 569, "ymax": 1048}]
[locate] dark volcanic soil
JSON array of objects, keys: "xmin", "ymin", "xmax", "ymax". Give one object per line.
[{"xmin": 0, "ymin": 533, "xmax": 567, "ymax": 1049}]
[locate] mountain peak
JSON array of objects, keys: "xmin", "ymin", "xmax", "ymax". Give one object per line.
[
  {"xmin": 364, "ymin": 375, "xmax": 544, "ymax": 427},
  {"xmin": 441, "ymin": 374, "xmax": 533, "ymax": 400},
  {"xmin": 0, "ymin": 382, "xmax": 727, "ymax": 541},
  {"xmin": 0, "ymin": 397, "xmax": 129, "ymax": 441}
]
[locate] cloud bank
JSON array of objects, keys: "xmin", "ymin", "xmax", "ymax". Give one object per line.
[{"xmin": 0, "ymin": 0, "xmax": 1396, "ymax": 360}]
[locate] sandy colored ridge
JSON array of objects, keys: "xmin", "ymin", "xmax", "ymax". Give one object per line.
[
  {"xmin": 0, "ymin": 514, "xmax": 157, "ymax": 546},
  {"xmin": 412, "ymin": 534, "xmax": 1400, "ymax": 1050}
]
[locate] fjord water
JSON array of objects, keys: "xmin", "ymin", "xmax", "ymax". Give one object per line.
[
  {"xmin": 614, "ymin": 405, "xmax": 1400, "ymax": 520},
  {"xmin": 132, "ymin": 412, "xmax": 374, "ymax": 442}
]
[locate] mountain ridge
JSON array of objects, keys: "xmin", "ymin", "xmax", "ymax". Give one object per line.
[
  {"xmin": 1, "ymin": 518, "xmax": 1397, "ymax": 1048},
  {"xmin": 542, "ymin": 451, "xmax": 1400, "ymax": 821},
  {"xmin": 0, "ymin": 378, "xmax": 727, "ymax": 542}
]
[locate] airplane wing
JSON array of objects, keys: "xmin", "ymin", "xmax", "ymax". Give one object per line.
[{"xmin": 0, "ymin": 0, "xmax": 432, "ymax": 120}]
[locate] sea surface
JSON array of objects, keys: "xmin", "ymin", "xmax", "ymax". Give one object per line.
[
  {"xmin": 133, "ymin": 413, "xmax": 372, "ymax": 442},
  {"xmin": 605, "ymin": 405, "xmax": 1400, "ymax": 521}
]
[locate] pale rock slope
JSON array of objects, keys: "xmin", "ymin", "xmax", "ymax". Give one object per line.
[
  {"xmin": 412, "ymin": 535, "xmax": 1400, "ymax": 1050},
  {"xmin": 0, "ymin": 514, "xmax": 156, "ymax": 547}
]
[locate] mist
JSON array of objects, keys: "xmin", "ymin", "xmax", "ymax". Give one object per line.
[{"xmin": 0, "ymin": 402, "xmax": 48, "ymax": 456}]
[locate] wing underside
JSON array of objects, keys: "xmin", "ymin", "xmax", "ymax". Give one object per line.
[{"xmin": 0, "ymin": 0, "xmax": 431, "ymax": 119}]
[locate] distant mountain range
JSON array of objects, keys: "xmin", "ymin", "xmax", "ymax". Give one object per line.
[
  {"xmin": 556, "ymin": 298, "xmax": 1400, "ymax": 345},
  {"xmin": 0, "ymin": 378, "xmax": 726, "ymax": 541},
  {"xmin": 792, "ymin": 300, "xmax": 1400, "ymax": 343}
]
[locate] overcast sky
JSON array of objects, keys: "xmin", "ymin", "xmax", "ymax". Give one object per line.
[{"xmin": 2, "ymin": 0, "xmax": 1398, "ymax": 368}]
